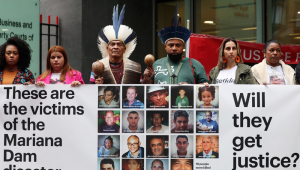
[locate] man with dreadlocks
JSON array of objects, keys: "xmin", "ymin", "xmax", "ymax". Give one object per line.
[
  {"xmin": 90, "ymin": 4, "xmax": 141, "ymax": 84},
  {"xmin": 142, "ymin": 4, "xmax": 207, "ymax": 85}
]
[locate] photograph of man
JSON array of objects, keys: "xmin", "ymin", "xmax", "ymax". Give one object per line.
[
  {"xmin": 122, "ymin": 159, "xmax": 144, "ymax": 170},
  {"xmin": 146, "ymin": 86, "xmax": 169, "ymax": 108},
  {"xmin": 146, "ymin": 111, "xmax": 169, "ymax": 133},
  {"xmin": 171, "ymin": 135, "xmax": 193, "ymax": 158},
  {"xmin": 122, "ymin": 86, "xmax": 144, "ymax": 108},
  {"xmin": 146, "ymin": 159, "xmax": 168, "ymax": 170},
  {"xmin": 98, "ymin": 135, "xmax": 120, "ymax": 158},
  {"xmin": 98, "ymin": 86, "xmax": 120, "ymax": 108},
  {"xmin": 171, "ymin": 86, "xmax": 193, "ymax": 108},
  {"xmin": 171, "ymin": 159, "xmax": 193, "ymax": 170},
  {"xmin": 146, "ymin": 135, "xmax": 168, "ymax": 158},
  {"xmin": 122, "ymin": 111, "xmax": 144, "ymax": 133},
  {"xmin": 196, "ymin": 111, "xmax": 219, "ymax": 133},
  {"xmin": 122, "ymin": 135, "xmax": 144, "ymax": 158},
  {"xmin": 196, "ymin": 135, "xmax": 219, "ymax": 158},
  {"xmin": 98, "ymin": 111, "xmax": 120, "ymax": 133},
  {"xmin": 269, "ymin": 75, "xmax": 285, "ymax": 84},
  {"xmin": 171, "ymin": 110, "xmax": 193, "ymax": 133},
  {"xmin": 98, "ymin": 158, "xmax": 120, "ymax": 170}
]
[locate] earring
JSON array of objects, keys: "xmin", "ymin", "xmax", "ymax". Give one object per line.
[
  {"xmin": 235, "ymin": 56, "xmax": 240, "ymax": 63},
  {"xmin": 222, "ymin": 56, "xmax": 226, "ymax": 63}
]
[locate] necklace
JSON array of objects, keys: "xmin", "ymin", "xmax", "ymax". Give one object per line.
[{"xmin": 5, "ymin": 66, "xmax": 18, "ymax": 72}]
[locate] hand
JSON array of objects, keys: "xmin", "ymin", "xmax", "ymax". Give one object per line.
[
  {"xmin": 203, "ymin": 82, "xmax": 210, "ymax": 86},
  {"xmin": 143, "ymin": 66, "xmax": 154, "ymax": 80},
  {"xmin": 71, "ymin": 81, "xmax": 81, "ymax": 87},
  {"xmin": 35, "ymin": 81, "xmax": 46, "ymax": 87},
  {"xmin": 23, "ymin": 82, "xmax": 32, "ymax": 85},
  {"xmin": 178, "ymin": 82, "xmax": 188, "ymax": 85},
  {"xmin": 95, "ymin": 77, "xmax": 104, "ymax": 84}
]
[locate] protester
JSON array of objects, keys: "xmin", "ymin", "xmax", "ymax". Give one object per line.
[
  {"xmin": 90, "ymin": 5, "xmax": 141, "ymax": 84},
  {"xmin": 252, "ymin": 39, "xmax": 296, "ymax": 85},
  {"xmin": 142, "ymin": 4, "xmax": 207, "ymax": 84},
  {"xmin": 296, "ymin": 62, "xmax": 300, "ymax": 84},
  {"xmin": 0, "ymin": 37, "xmax": 35, "ymax": 85},
  {"xmin": 208, "ymin": 37, "xmax": 255, "ymax": 84},
  {"xmin": 36, "ymin": 46, "xmax": 84, "ymax": 87}
]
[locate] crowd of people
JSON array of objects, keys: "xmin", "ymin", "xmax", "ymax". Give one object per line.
[
  {"xmin": 2, "ymin": 4, "xmax": 298, "ymax": 170},
  {"xmin": 1, "ymin": 4, "xmax": 299, "ymax": 86}
]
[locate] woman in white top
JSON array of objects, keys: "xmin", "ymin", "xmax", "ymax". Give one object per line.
[
  {"xmin": 251, "ymin": 39, "xmax": 296, "ymax": 85},
  {"xmin": 208, "ymin": 37, "xmax": 255, "ymax": 84}
]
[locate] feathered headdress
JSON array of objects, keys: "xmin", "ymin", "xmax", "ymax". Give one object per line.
[
  {"xmin": 97, "ymin": 4, "xmax": 137, "ymax": 58},
  {"xmin": 158, "ymin": 3, "xmax": 191, "ymax": 44}
]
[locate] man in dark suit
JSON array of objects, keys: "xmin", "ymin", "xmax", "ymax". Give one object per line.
[{"xmin": 196, "ymin": 136, "xmax": 218, "ymax": 158}]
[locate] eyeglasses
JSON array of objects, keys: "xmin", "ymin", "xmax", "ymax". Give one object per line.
[{"xmin": 127, "ymin": 143, "xmax": 139, "ymax": 146}]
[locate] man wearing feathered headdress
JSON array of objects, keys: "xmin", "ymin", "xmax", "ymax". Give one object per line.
[
  {"xmin": 90, "ymin": 5, "xmax": 141, "ymax": 84},
  {"xmin": 142, "ymin": 4, "xmax": 208, "ymax": 84}
]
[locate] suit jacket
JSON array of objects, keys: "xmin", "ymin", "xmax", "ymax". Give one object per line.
[{"xmin": 196, "ymin": 151, "xmax": 219, "ymax": 158}]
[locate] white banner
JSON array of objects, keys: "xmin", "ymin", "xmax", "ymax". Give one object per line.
[{"xmin": 0, "ymin": 85, "xmax": 299, "ymax": 170}]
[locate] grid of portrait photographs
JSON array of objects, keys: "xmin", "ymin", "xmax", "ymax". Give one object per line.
[{"xmin": 97, "ymin": 85, "xmax": 220, "ymax": 170}]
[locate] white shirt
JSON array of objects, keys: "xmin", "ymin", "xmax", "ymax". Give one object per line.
[{"xmin": 216, "ymin": 65, "xmax": 237, "ymax": 84}]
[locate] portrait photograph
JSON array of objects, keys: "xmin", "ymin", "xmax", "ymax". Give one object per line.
[
  {"xmin": 196, "ymin": 85, "xmax": 219, "ymax": 109},
  {"xmin": 146, "ymin": 159, "xmax": 168, "ymax": 170},
  {"xmin": 196, "ymin": 135, "xmax": 219, "ymax": 159},
  {"xmin": 121, "ymin": 134, "xmax": 145, "ymax": 158},
  {"xmin": 171, "ymin": 159, "xmax": 193, "ymax": 170},
  {"xmin": 146, "ymin": 135, "xmax": 169, "ymax": 158},
  {"xmin": 269, "ymin": 74, "xmax": 286, "ymax": 85},
  {"xmin": 171, "ymin": 86, "xmax": 194, "ymax": 108},
  {"xmin": 122, "ymin": 86, "xmax": 145, "ymax": 109},
  {"xmin": 171, "ymin": 135, "xmax": 193, "ymax": 158},
  {"xmin": 146, "ymin": 110, "xmax": 169, "ymax": 133},
  {"xmin": 196, "ymin": 111, "xmax": 219, "ymax": 133},
  {"xmin": 98, "ymin": 135, "xmax": 120, "ymax": 158},
  {"xmin": 146, "ymin": 86, "xmax": 169, "ymax": 108},
  {"xmin": 170, "ymin": 110, "xmax": 194, "ymax": 133},
  {"xmin": 98, "ymin": 110, "xmax": 120, "ymax": 133},
  {"xmin": 122, "ymin": 159, "xmax": 144, "ymax": 170},
  {"xmin": 98, "ymin": 158, "xmax": 120, "ymax": 170},
  {"xmin": 122, "ymin": 110, "xmax": 144, "ymax": 133},
  {"xmin": 98, "ymin": 86, "xmax": 120, "ymax": 108}
]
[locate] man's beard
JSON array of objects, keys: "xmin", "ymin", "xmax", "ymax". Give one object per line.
[{"xmin": 168, "ymin": 53, "xmax": 182, "ymax": 62}]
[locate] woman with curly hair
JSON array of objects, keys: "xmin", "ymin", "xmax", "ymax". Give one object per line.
[
  {"xmin": 0, "ymin": 37, "xmax": 35, "ymax": 85},
  {"xmin": 208, "ymin": 37, "xmax": 255, "ymax": 84},
  {"xmin": 36, "ymin": 45, "xmax": 84, "ymax": 87},
  {"xmin": 198, "ymin": 86, "xmax": 216, "ymax": 108}
]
